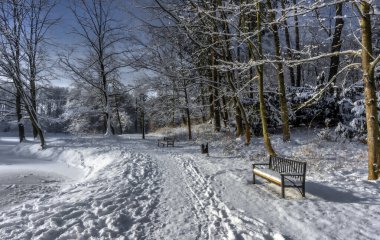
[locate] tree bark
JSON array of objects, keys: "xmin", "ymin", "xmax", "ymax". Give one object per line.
[
  {"xmin": 267, "ymin": 0, "xmax": 291, "ymax": 142},
  {"xmin": 10, "ymin": 1, "xmax": 44, "ymax": 147},
  {"xmin": 281, "ymin": 0, "xmax": 296, "ymax": 86},
  {"xmin": 211, "ymin": 2, "xmax": 221, "ymax": 132},
  {"xmin": 212, "ymin": 65, "xmax": 221, "ymax": 132},
  {"xmin": 16, "ymin": 89, "xmax": 25, "ymax": 142},
  {"xmin": 360, "ymin": 2, "xmax": 380, "ymax": 180},
  {"xmin": 30, "ymin": 65, "xmax": 38, "ymax": 138},
  {"xmin": 184, "ymin": 82, "xmax": 192, "ymax": 140},
  {"xmin": 217, "ymin": 0, "xmax": 251, "ymax": 143},
  {"xmin": 220, "ymin": 93, "xmax": 228, "ymax": 128},
  {"xmin": 293, "ymin": 0, "xmax": 302, "ymax": 87},
  {"xmin": 328, "ymin": 3, "xmax": 344, "ymax": 82},
  {"xmin": 28, "ymin": 3, "xmax": 38, "ymax": 139},
  {"xmin": 200, "ymin": 81, "xmax": 207, "ymax": 123},
  {"xmin": 257, "ymin": 1, "xmax": 276, "ymax": 156}
]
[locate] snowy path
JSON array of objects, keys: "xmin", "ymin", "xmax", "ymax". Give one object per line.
[
  {"xmin": 0, "ymin": 135, "xmax": 282, "ymax": 240},
  {"xmin": 1, "ymin": 133, "xmax": 379, "ymax": 239},
  {"xmin": 134, "ymin": 138, "xmax": 282, "ymax": 240}
]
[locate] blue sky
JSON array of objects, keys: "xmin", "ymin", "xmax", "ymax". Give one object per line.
[{"xmin": 47, "ymin": 0, "xmax": 148, "ymax": 88}]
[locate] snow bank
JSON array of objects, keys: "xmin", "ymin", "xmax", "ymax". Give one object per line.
[{"xmin": 0, "ymin": 135, "xmax": 161, "ymax": 239}]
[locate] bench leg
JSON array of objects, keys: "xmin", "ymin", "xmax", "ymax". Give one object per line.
[
  {"xmin": 253, "ymin": 172, "xmax": 256, "ymax": 184},
  {"xmin": 302, "ymin": 185, "xmax": 305, "ymax": 197},
  {"xmin": 281, "ymin": 175, "xmax": 285, "ymax": 198}
]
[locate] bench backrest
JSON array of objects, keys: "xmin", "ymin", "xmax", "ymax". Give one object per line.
[
  {"xmin": 164, "ymin": 137, "xmax": 175, "ymax": 142},
  {"xmin": 269, "ymin": 156, "xmax": 306, "ymax": 180}
]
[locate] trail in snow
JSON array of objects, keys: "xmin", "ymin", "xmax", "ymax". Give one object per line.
[
  {"xmin": 172, "ymin": 152, "xmax": 279, "ymax": 240},
  {"xmin": 8, "ymin": 131, "xmax": 377, "ymax": 240},
  {"xmin": 0, "ymin": 134, "xmax": 284, "ymax": 240},
  {"xmin": 134, "ymin": 139, "xmax": 283, "ymax": 240}
]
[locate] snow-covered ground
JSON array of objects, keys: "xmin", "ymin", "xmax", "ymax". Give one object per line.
[{"xmin": 0, "ymin": 127, "xmax": 379, "ymax": 240}]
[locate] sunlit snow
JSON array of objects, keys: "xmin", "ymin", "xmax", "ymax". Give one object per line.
[{"xmin": 0, "ymin": 127, "xmax": 379, "ymax": 240}]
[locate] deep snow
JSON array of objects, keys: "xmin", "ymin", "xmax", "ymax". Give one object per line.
[{"xmin": 0, "ymin": 127, "xmax": 379, "ymax": 240}]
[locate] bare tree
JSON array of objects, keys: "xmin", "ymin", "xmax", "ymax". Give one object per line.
[
  {"xmin": 256, "ymin": 1, "xmax": 276, "ymax": 156},
  {"xmin": 23, "ymin": 0, "xmax": 58, "ymax": 138},
  {"xmin": 61, "ymin": 0, "xmax": 129, "ymax": 136},
  {"xmin": 0, "ymin": 0, "xmax": 48, "ymax": 148},
  {"xmin": 266, "ymin": 0, "xmax": 290, "ymax": 142}
]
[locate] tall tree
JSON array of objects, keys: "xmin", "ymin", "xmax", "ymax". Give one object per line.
[
  {"xmin": 256, "ymin": 1, "xmax": 276, "ymax": 155},
  {"xmin": 216, "ymin": 0, "xmax": 251, "ymax": 144},
  {"xmin": 358, "ymin": 1, "xmax": 380, "ymax": 180},
  {"xmin": 24, "ymin": 0, "xmax": 58, "ymax": 138},
  {"xmin": 62, "ymin": 0, "xmax": 128, "ymax": 136},
  {"xmin": 281, "ymin": 0, "xmax": 295, "ymax": 86},
  {"xmin": 0, "ymin": 0, "xmax": 46, "ymax": 148},
  {"xmin": 293, "ymin": 0, "xmax": 302, "ymax": 87},
  {"xmin": 266, "ymin": 0, "xmax": 290, "ymax": 141}
]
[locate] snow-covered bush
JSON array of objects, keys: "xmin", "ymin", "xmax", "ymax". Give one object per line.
[
  {"xmin": 243, "ymin": 84, "xmax": 338, "ymax": 135},
  {"xmin": 330, "ymin": 81, "xmax": 380, "ymax": 143},
  {"xmin": 287, "ymin": 84, "xmax": 338, "ymax": 127}
]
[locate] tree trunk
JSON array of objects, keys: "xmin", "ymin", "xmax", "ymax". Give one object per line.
[
  {"xmin": 200, "ymin": 81, "xmax": 207, "ymax": 123},
  {"xmin": 30, "ymin": 68, "xmax": 38, "ymax": 138},
  {"xmin": 360, "ymin": 2, "xmax": 380, "ymax": 180},
  {"xmin": 16, "ymin": 89, "xmax": 25, "ymax": 142},
  {"xmin": 210, "ymin": 2, "xmax": 221, "ymax": 132},
  {"xmin": 100, "ymin": 62, "xmax": 113, "ymax": 136},
  {"xmin": 32, "ymin": 117, "xmax": 45, "ymax": 148},
  {"xmin": 234, "ymin": 97, "xmax": 243, "ymax": 137},
  {"xmin": 328, "ymin": 3, "xmax": 344, "ymax": 82},
  {"xmin": 257, "ymin": 1, "xmax": 276, "ymax": 156},
  {"xmin": 208, "ymin": 84, "xmax": 214, "ymax": 121},
  {"xmin": 184, "ymin": 84, "xmax": 192, "ymax": 140},
  {"xmin": 281, "ymin": 0, "xmax": 296, "ymax": 86},
  {"xmin": 221, "ymin": 94, "xmax": 229, "ymax": 128},
  {"xmin": 293, "ymin": 0, "xmax": 302, "ymax": 87},
  {"xmin": 210, "ymin": 48, "xmax": 221, "ymax": 132},
  {"xmin": 116, "ymin": 107, "xmax": 122, "ymax": 134},
  {"xmin": 12, "ymin": 2, "xmax": 44, "ymax": 147},
  {"xmin": 217, "ymin": 0, "xmax": 250, "ymax": 143},
  {"xmin": 29, "ymin": 16, "xmax": 38, "ymax": 139},
  {"xmin": 267, "ymin": 0, "xmax": 290, "ymax": 142},
  {"xmin": 213, "ymin": 71, "xmax": 221, "ymax": 132}
]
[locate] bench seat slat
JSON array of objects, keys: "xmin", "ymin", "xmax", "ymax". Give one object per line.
[
  {"xmin": 253, "ymin": 168, "xmax": 303, "ymax": 186},
  {"xmin": 253, "ymin": 168, "xmax": 282, "ymax": 185}
]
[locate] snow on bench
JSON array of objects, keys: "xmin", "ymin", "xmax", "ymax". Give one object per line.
[
  {"xmin": 252, "ymin": 156, "xmax": 306, "ymax": 198},
  {"xmin": 157, "ymin": 137, "xmax": 175, "ymax": 147}
]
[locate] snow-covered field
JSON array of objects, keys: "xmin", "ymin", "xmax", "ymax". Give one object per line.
[{"xmin": 0, "ymin": 127, "xmax": 379, "ymax": 240}]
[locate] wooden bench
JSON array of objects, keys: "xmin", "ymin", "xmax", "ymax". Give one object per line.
[
  {"xmin": 252, "ymin": 156, "xmax": 306, "ymax": 198},
  {"xmin": 157, "ymin": 137, "xmax": 175, "ymax": 147}
]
